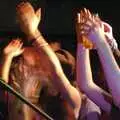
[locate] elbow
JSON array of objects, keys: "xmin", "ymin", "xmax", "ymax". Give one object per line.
[
  {"xmin": 73, "ymin": 89, "xmax": 81, "ymax": 119},
  {"xmin": 66, "ymin": 86, "xmax": 81, "ymax": 119}
]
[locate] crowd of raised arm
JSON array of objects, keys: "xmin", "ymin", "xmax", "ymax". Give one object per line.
[
  {"xmin": 77, "ymin": 8, "xmax": 120, "ymax": 119},
  {"xmin": 0, "ymin": 2, "xmax": 120, "ymax": 120}
]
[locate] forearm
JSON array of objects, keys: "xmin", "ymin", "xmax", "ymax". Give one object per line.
[
  {"xmin": 95, "ymin": 39, "xmax": 120, "ymax": 106},
  {"xmin": 1, "ymin": 55, "xmax": 13, "ymax": 83},
  {"xmin": 31, "ymin": 30, "xmax": 81, "ymax": 114},
  {"xmin": 77, "ymin": 43, "xmax": 111, "ymax": 113},
  {"xmin": 96, "ymin": 39, "xmax": 120, "ymax": 75},
  {"xmin": 31, "ymin": 30, "xmax": 66, "ymax": 76}
]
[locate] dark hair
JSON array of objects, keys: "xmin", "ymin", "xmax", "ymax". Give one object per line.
[{"xmin": 55, "ymin": 49, "xmax": 75, "ymax": 83}]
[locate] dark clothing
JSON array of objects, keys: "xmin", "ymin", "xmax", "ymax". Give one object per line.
[
  {"xmin": 111, "ymin": 103, "xmax": 120, "ymax": 120},
  {"xmin": 40, "ymin": 88, "xmax": 76, "ymax": 120}
]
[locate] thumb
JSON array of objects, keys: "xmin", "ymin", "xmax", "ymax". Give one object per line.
[
  {"xmin": 103, "ymin": 22, "xmax": 112, "ymax": 32},
  {"xmin": 36, "ymin": 8, "xmax": 41, "ymax": 21},
  {"xmin": 77, "ymin": 13, "xmax": 80, "ymax": 23},
  {"xmin": 19, "ymin": 48, "xmax": 24, "ymax": 54}
]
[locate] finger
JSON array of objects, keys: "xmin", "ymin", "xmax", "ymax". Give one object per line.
[
  {"xmin": 17, "ymin": 2, "xmax": 34, "ymax": 15},
  {"xmin": 10, "ymin": 39, "xmax": 21, "ymax": 48},
  {"xmin": 19, "ymin": 42, "xmax": 23, "ymax": 49},
  {"xmin": 95, "ymin": 14, "xmax": 101, "ymax": 22},
  {"xmin": 101, "ymin": 21, "xmax": 104, "ymax": 31},
  {"xmin": 77, "ymin": 13, "xmax": 80, "ymax": 23},
  {"xmin": 82, "ymin": 8, "xmax": 87, "ymax": 20},
  {"xmin": 19, "ymin": 48, "xmax": 24, "ymax": 54},
  {"xmin": 17, "ymin": 2, "xmax": 31, "ymax": 11},
  {"xmin": 82, "ymin": 9, "xmax": 88, "ymax": 23},
  {"xmin": 80, "ymin": 10, "xmax": 83, "ymax": 23},
  {"xmin": 83, "ymin": 8, "xmax": 88, "ymax": 17},
  {"xmin": 80, "ymin": 10, "xmax": 84, "ymax": 23},
  {"xmin": 103, "ymin": 22, "xmax": 112, "ymax": 33},
  {"xmin": 87, "ymin": 9, "xmax": 91, "ymax": 18},
  {"xmin": 86, "ymin": 18, "xmax": 93, "ymax": 27},
  {"xmin": 85, "ymin": 8, "xmax": 90, "ymax": 19},
  {"xmin": 83, "ymin": 8, "xmax": 91, "ymax": 24},
  {"xmin": 91, "ymin": 15, "xmax": 97, "ymax": 27},
  {"xmin": 13, "ymin": 40, "xmax": 20, "ymax": 46},
  {"xmin": 8, "ymin": 40, "xmax": 15, "ymax": 46},
  {"xmin": 17, "ymin": 2, "xmax": 27, "ymax": 14},
  {"xmin": 36, "ymin": 8, "xmax": 41, "ymax": 21},
  {"xmin": 16, "ymin": 2, "xmax": 25, "ymax": 10},
  {"xmin": 10, "ymin": 40, "xmax": 17, "ymax": 45},
  {"xmin": 96, "ymin": 16, "xmax": 101, "ymax": 26},
  {"xmin": 16, "ymin": 38, "xmax": 22, "ymax": 43}
]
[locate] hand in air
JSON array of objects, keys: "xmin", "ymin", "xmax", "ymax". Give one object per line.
[
  {"xmin": 16, "ymin": 2, "xmax": 41, "ymax": 37},
  {"xmin": 78, "ymin": 8, "xmax": 118, "ymax": 49},
  {"xmin": 4, "ymin": 39, "xmax": 24, "ymax": 58},
  {"xmin": 78, "ymin": 8, "xmax": 105, "ymax": 45}
]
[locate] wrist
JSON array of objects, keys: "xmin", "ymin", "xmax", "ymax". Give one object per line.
[
  {"xmin": 27, "ymin": 29, "xmax": 41, "ymax": 40},
  {"xmin": 4, "ymin": 54, "xmax": 14, "ymax": 60},
  {"xmin": 88, "ymin": 29, "xmax": 105, "ymax": 45},
  {"xmin": 31, "ymin": 31, "xmax": 49, "ymax": 47},
  {"xmin": 77, "ymin": 43, "xmax": 89, "ymax": 54},
  {"xmin": 96, "ymin": 40, "xmax": 111, "ymax": 54},
  {"xmin": 77, "ymin": 43, "xmax": 85, "ymax": 50}
]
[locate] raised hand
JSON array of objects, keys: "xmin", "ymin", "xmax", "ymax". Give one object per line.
[
  {"xmin": 16, "ymin": 2, "xmax": 41, "ymax": 38},
  {"xmin": 76, "ymin": 8, "xmax": 100, "ymax": 49},
  {"xmin": 78, "ymin": 8, "xmax": 118, "ymax": 50},
  {"xmin": 4, "ymin": 39, "xmax": 24, "ymax": 58},
  {"xmin": 79, "ymin": 8, "xmax": 105, "ymax": 45}
]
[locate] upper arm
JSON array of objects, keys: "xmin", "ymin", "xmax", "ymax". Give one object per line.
[{"xmin": 53, "ymin": 70, "xmax": 81, "ymax": 118}]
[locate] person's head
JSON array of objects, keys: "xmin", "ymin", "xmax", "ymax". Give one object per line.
[
  {"xmin": 49, "ymin": 41, "xmax": 61, "ymax": 51},
  {"xmin": 55, "ymin": 49, "xmax": 75, "ymax": 83}
]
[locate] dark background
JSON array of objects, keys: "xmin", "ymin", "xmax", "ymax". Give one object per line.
[
  {"xmin": 0, "ymin": 0, "xmax": 120, "ymax": 103},
  {"xmin": 0, "ymin": 0, "xmax": 119, "ymax": 54},
  {"xmin": 0, "ymin": 1, "xmax": 119, "ymax": 119}
]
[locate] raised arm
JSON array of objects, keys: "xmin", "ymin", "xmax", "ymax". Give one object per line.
[
  {"xmin": 77, "ymin": 44, "xmax": 112, "ymax": 113},
  {"xmin": 76, "ymin": 13, "xmax": 112, "ymax": 113},
  {"xmin": 80, "ymin": 8, "xmax": 120, "ymax": 108},
  {"xmin": 16, "ymin": 2, "xmax": 81, "ymax": 118},
  {"xmin": 1, "ymin": 39, "xmax": 24, "ymax": 83}
]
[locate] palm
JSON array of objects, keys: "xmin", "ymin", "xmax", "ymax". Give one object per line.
[
  {"xmin": 79, "ymin": 8, "xmax": 104, "ymax": 44},
  {"xmin": 4, "ymin": 40, "xmax": 24, "ymax": 57},
  {"xmin": 17, "ymin": 2, "xmax": 41, "ymax": 37}
]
